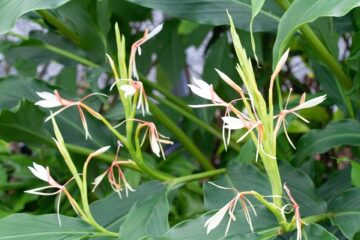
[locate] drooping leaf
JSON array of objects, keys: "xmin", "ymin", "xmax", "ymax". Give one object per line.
[
  {"xmin": 273, "ymin": 0, "xmax": 360, "ymax": 63},
  {"xmin": 294, "ymin": 120, "xmax": 360, "ymax": 164},
  {"xmin": 0, "ymin": 0, "xmax": 70, "ymax": 34},
  {"xmin": 0, "ymin": 214, "xmax": 95, "ymax": 239},
  {"xmin": 329, "ymin": 189, "xmax": 360, "ymax": 239},
  {"xmin": 125, "ymin": 0, "xmax": 282, "ymax": 32},
  {"xmin": 118, "ymin": 182, "xmax": 169, "ymax": 239}
]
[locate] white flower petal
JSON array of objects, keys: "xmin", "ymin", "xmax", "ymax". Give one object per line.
[
  {"xmin": 222, "ymin": 116, "xmax": 246, "ymax": 130},
  {"xmin": 150, "ymin": 134, "xmax": 161, "ymax": 157},
  {"xmin": 204, "ymin": 202, "xmax": 231, "ymax": 234},
  {"xmin": 120, "ymin": 85, "xmax": 137, "ymax": 97},
  {"xmin": 29, "ymin": 163, "xmax": 48, "ymax": 182},
  {"xmin": 271, "ymin": 48, "xmax": 290, "ymax": 82},
  {"xmin": 35, "ymin": 92, "xmax": 62, "ymax": 108},
  {"xmin": 144, "ymin": 24, "xmax": 163, "ymax": 43},
  {"xmin": 92, "ymin": 171, "xmax": 108, "ymax": 192},
  {"xmin": 292, "ymin": 95, "xmax": 326, "ymax": 111}
]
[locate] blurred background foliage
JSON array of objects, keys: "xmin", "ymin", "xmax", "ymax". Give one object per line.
[{"xmin": 0, "ymin": 0, "xmax": 360, "ymax": 239}]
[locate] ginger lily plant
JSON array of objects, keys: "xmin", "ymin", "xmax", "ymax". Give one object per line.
[{"xmin": 22, "ymin": 14, "xmax": 328, "ymax": 239}]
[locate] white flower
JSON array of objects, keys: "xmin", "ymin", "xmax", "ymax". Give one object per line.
[
  {"xmin": 204, "ymin": 182, "xmax": 257, "ymax": 236},
  {"xmin": 91, "ymin": 143, "xmax": 135, "ymax": 198},
  {"xmin": 274, "ymin": 91, "xmax": 326, "ymax": 149},
  {"xmin": 25, "ymin": 163, "xmax": 71, "ymax": 226},
  {"xmin": 139, "ymin": 122, "xmax": 173, "ymax": 159},
  {"xmin": 130, "ymin": 24, "xmax": 163, "ymax": 80},
  {"xmin": 188, "ymin": 78, "xmax": 225, "ymax": 107},
  {"xmin": 35, "ymin": 90, "xmax": 107, "ymax": 140}
]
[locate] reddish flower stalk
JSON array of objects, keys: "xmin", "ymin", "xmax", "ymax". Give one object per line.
[{"xmin": 283, "ymin": 184, "xmax": 304, "ymax": 240}]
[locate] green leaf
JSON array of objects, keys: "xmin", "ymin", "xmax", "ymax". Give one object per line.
[
  {"xmin": 90, "ymin": 181, "xmax": 166, "ymax": 232},
  {"xmin": 294, "ymin": 224, "xmax": 338, "ymax": 240},
  {"xmin": 56, "ymin": 0, "xmax": 109, "ymax": 63},
  {"xmin": 161, "ymin": 206, "xmax": 277, "ymax": 240},
  {"xmin": 351, "ymin": 161, "xmax": 360, "ymax": 188},
  {"xmin": 294, "ymin": 120, "xmax": 360, "ymax": 164},
  {"xmin": 204, "ymin": 163, "xmax": 271, "ymax": 209},
  {"xmin": 279, "ymin": 163, "xmax": 327, "ymax": 216},
  {"xmin": 125, "ymin": 0, "xmax": 281, "ymax": 32},
  {"xmin": 273, "ymin": 0, "xmax": 360, "ymax": 63},
  {"xmin": 118, "ymin": 183, "xmax": 169, "ymax": 239},
  {"xmin": 0, "ymin": 100, "xmax": 52, "ymax": 145},
  {"xmin": 0, "ymin": 0, "xmax": 70, "ymax": 34},
  {"xmin": 329, "ymin": 189, "xmax": 360, "ymax": 239},
  {"xmin": 316, "ymin": 167, "xmax": 351, "ymax": 201},
  {"xmin": 250, "ymin": 0, "xmax": 265, "ymax": 63},
  {"xmin": 0, "ymin": 214, "xmax": 94, "ymax": 239}
]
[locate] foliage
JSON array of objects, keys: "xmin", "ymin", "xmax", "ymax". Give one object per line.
[{"xmin": 0, "ymin": 1, "xmax": 360, "ymax": 240}]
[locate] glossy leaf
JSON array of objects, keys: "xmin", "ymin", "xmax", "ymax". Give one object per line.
[
  {"xmin": 290, "ymin": 224, "xmax": 338, "ymax": 240},
  {"xmin": 125, "ymin": 0, "xmax": 281, "ymax": 32},
  {"xmin": 294, "ymin": 120, "xmax": 360, "ymax": 164},
  {"xmin": 273, "ymin": 0, "xmax": 360, "ymax": 62},
  {"xmin": 0, "ymin": 0, "xmax": 70, "ymax": 34},
  {"xmin": 0, "ymin": 214, "xmax": 94, "ymax": 239}
]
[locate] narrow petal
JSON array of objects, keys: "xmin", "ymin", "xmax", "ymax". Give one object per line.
[
  {"xmin": 204, "ymin": 202, "xmax": 231, "ymax": 234},
  {"xmin": 92, "ymin": 170, "xmax": 108, "ymax": 192},
  {"xmin": 271, "ymin": 48, "xmax": 290, "ymax": 83},
  {"xmin": 292, "ymin": 95, "xmax": 326, "ymax": 111},
  {"xmin": 222, "ymin": 116, "xmax": 246, "ymax": 130},
  {"xmin": 150, "ymin": 133, "xmax": 161, "ymax": 157},
  {"xmin": 143, "ymin": 24, "xmax": 163, "ymax": 43}
]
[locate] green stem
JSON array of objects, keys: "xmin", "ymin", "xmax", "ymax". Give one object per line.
[
  {"xmin": 36, "ymin": 10, "xmax": 80, "ymax": 44},
  {"xmin": 42, "ymin": 44, "xmax": 98, "ymax": 68},
  {"xmin": 275, "ymin": 0, "xmax": 354, "ymax": 117},
  {"xmin": 148, "ymin": 101, "xmax": 214, "ymax": 171},
  {"xmin": 303, "ymin": 212, "xmax": 334, "ymax": 224},
  {"xmin": 169, "ymin": 168, "xmax": 226, "ymax": 187},
  {"xmin": 152, "ymin": 95, "xmax": 241, "ymax": 151}
]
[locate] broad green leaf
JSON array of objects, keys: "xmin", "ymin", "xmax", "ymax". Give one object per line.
[
  {"xmin": 0, "ymin": 214, "xmax": 94, "ymax": 239},
  {"xmin": 294, "ymin": 120, "xmax": 360, "ymax": 164},
  {"xmin": 0, "ymin": 0, "xmax": 70, "ymax": 34},
  {"xmin": 90, "ymin": 181, "xmax": 166, "ymax": 231},
  {"xmin": 289, "ymin": 224, "xmax": 338, "ymax": 240},
  {"xmin": 351, "ymin": 161, "xmax": 360, "ymax": 188},
  {"xmin": 316, "ymin": 167, "xmax": 351, "ymax": 201},
  {"xmin": 273, "ymin": 0, "xmax": 360, "ymax": 63},
  {"xmin": 160, "ymin": 206, "xmax": 277, "ymax": 240},
  {"xmin": 156, "ymin": 20, "xmax": 185, "ymax": 90},
  {"xmin": 279, "ymin": 163, "xmax": 327, "ymax": 216},
  {"xmin": 56, "ymin": 0, "xmax": 109, "ymax": 63},
  {"xmin": 329, "ymin": 189, "xmax": 360, "ymax": 239},
  {"xmin": 118, "ymin": 183, "xmax": 169, "ymax": 239},
  {"xmin": 125, "ymin": 0, "xmax": 282, "ymax": 32},
  {"xmin": 0, "ymin": 100, "xmax": 52, "ymax": 145},
  {"xmin": 204, "ymin": 163, "xmax": 271, "ymax": 209}
]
